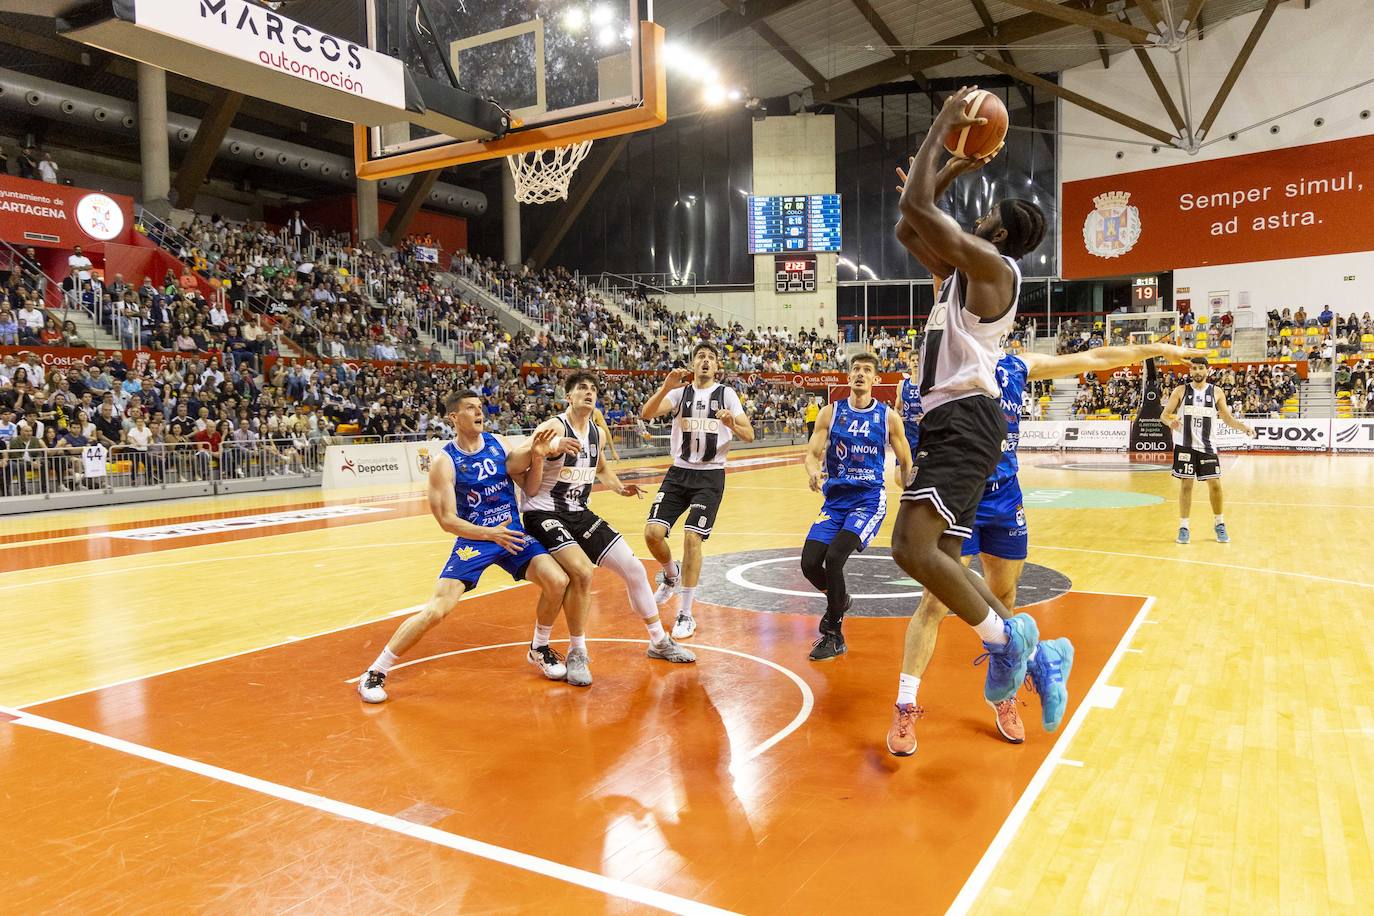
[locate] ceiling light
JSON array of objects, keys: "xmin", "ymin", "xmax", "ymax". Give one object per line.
[
  {"xmin": 728, "ymin": 89, "xmax": 742, "ymax": 101},
  {"xmin": 596, "ymin": 25, "xmax": 616, "ymax": 46},
  {"xmin": 703, "ymin": 84, "xmax": 727, "ymax": 108},
  {"xmin": 590, "ymin": 4, "xmax": 613, "ymax": 26},
  {"xmin": 562, "ymin": 7, "xmax": 586, "ymax": 31}
]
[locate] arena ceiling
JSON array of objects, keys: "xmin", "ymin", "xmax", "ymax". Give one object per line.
[{"xmin": 0, "ymin": 0, "xmax": 1281, "ymax": 197}]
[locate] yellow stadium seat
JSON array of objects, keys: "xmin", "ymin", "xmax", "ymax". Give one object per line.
[
  {"xmin": 1197, "ymin": 315, "xmax": 1208, "ymax": 325},
  {"xmin": 1208, "ymin": 349, "xmax": 1219, "ymax": 357},
  {"xmin": 1363, "ymin": 334, "xmax": 1374, "ymax": 343},
  {"xmin": 1280, "ymin": 327, "xmax": 1292, "ymax": 337}
]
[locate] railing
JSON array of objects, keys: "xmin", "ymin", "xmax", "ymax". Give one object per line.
[
  {"xmin": 0, "ymin": 238, "xmax": 109, "ymax": 346},
  {"xmin": 0, "ymin": 440, "xmax": 326, "ymax": 498},
  {"xmin": 594, "ymin": 272, "xmax": 754, "ymax": 336}
]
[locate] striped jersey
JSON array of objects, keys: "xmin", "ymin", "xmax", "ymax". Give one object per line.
[
  {"xmin": 919, "ymin": 257, "xmax": 1022, "ymax": 413},
  {"xmin": 666, "ymin": 383, "xmax": 745, "ymax": 470},
  {"xmin": 445, "ymin": 434, "xmax": 522, "ymax": 529},
  {"xmin": 1179, "ymin": 383, "xmax": 1218, "ymax": 454},
  {"xmin": 896, "ymin": 377, "xmax": 923, "ymax": 446},
  {"xmin": 824, "ymin": 397, "xmax": 889, "ymax": 498},
  {"xmin": 525, "ymin": 412, "xmax": 600, "ymax": 513}
]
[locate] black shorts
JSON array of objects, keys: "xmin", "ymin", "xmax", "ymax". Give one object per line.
[
  {"xmin": 523, "ymin": 509, "xmax": 624, "ymax": 565},
  {"xmin": 519, "ymin": 508, "xmax": 623, "ymax": 565},
  {"xmin": 901, "ymin": 395, "xmax": 1007, "ymax": 539},
  {"xmin": 647, "ymin": 465, "xmax": 726, "ymax": 540},
  {"xmin": 1172, "ymin": 447, "xmax": 1221, "ymax": 480}
]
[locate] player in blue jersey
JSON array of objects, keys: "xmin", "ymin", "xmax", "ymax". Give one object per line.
[
  {"xmin": 357, "ymin": 389, "xmax": 585, "ymax": 703},
  {"xmin": 888, "ymin": 339, "xmax": 1201, "ymax": 753},
  {"xmin": 895, "ymin": 346, "xmax": 923, "ymax": 458},
  {"xmin": 802, "ymin": 352, "xmax": 913, "ymax": 660}
]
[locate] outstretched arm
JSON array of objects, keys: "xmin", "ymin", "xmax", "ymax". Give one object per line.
[{"xmin": 1020, "ymin": 342, "xmax": 1207, "ymax": 381}]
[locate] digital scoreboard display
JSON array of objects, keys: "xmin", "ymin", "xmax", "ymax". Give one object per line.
[
  {"xmin": 748, "ymin": 194, "xmax": 842, "ymax": 253},
  {"xmin": 774, "ymin": 255, "xmax": 817, "ymax": 293}
]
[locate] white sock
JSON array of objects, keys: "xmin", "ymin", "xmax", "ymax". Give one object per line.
[
  {"xmin": 1214, "ymin": 514, "xmax": 1224, "ymax": 524},
  {"xmin": 679, "ymin": 587, "xmax": 696, "ymax": 618},
  {"xmin": 974, "ymin": 609, "xmax": 1008, "ymax": 646},
  {"xmin": 663, "ymin": 560, "xmax": 680, "ymax": 581},
  {"xmin": 645, "ymin": 619, "xmax": 667, "ymax": 643},
  {"xmin": 897, "ymin": 673, "xmax": 920, "ymax": 706},
  {"xmin": 532, "ymin": 623, "xmax": 553, "ymax": 649},
  {"xmin": 569, "ymin": 634, "xmax": 587, "ymax": 652},
  {"xmin": 1179, "ymin": 518, "xmax": 1190, "ymax": 530},
  {"xmin": 370, "ymin": 647, "xmax": 399, "ymax": 674}
]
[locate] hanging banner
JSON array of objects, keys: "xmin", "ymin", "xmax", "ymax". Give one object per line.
[
  {"xmin": 0, "ymin": 175, "xmax": 135, "ymax": 248},
  {"xmin": 1062, "ymin": 134, "xmax": 1374, "ymax": 278}
]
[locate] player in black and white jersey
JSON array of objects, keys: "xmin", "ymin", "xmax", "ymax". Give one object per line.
[
  {"xmin": 1160, "ymin": 357, "xmax": 1255, "ymax": 544},
  {"xmin": 886, "ymin": 86, "xmax": 1053, "ymax": 755},
  {"xmin": 522, "ymin": 371, "xmax": 697, "ymax": 682},
  {"xmin": 640, "ymin": 342, "xmax": 755, "ymax": 640}
]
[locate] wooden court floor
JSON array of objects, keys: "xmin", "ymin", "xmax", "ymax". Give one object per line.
[{"xmin": 3, "ymin": 446, "xmax": 1373, "ymax": 913}]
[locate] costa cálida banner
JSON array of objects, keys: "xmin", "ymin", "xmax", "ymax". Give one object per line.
[{"xmin": 1062, "ymin": 134, "xmax": 1374, "ymax": 278}]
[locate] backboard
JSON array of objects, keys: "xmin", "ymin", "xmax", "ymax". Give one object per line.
[{"xmin": 356, "ymin": 0, "xmax": 665, "ymax": 180}]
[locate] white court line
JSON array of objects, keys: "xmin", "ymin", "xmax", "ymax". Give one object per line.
[
  {"xmin": 347, "ymin": 638, "xmax": 816, "ymax": 771},
  {"xmin": 1033, "ymin": 544, "xmax": 1374, "ymax": 590},
  {"xmin": 947, "ymin": 594, "xmax": 1156, "ymax": 916},
  {"xmin": 1059, "ymin": 759, "xmax": 1085, "ymax": 768},
  {"xmin": 0, "ymin": 538, "xmax": 452, "ymax": 593},
  {"xmin": 18, "ymin": 583, "xmax": 530, "ymax": 709},
  {"xmin": 0, "ymin": 706, "xmax": 735, "ymax": 916}
]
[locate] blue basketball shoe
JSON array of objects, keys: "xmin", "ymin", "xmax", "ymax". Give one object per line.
[
  {"xmin": 1214, "ymin": 523, "xmax": 1229, "ymax": 543},
  {"xmin": 1176, "ymin": 527, "xmax": 1190, "ymax": 545},
  {"xmin": 1026, "ymin": 638, "xmax": 1075, "ymax": 732},
  {"xmin": 977, "ymin": 613, "xmax": 1039, "ymax": 704}
]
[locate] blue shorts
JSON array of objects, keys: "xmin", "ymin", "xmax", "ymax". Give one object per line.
[
  {"xmin": 807, "ymin": 488, "xmax": 888, "ymax": 550},
  {"xmin": 961, "ymin": 477, "xmax": 1028, "ymax": 561},
  {"xmin": 439, "ymin": 532, "xmax": 548, "ymax": 589}
]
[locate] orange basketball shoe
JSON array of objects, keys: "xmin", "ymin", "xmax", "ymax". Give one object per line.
[
  {"xmin": 886, "ymin": 703, "xmax": 924, "ymax": 757},
  {"xmin": 989, "ymin": 696, "xmax": 1026, "ymax": 744}
]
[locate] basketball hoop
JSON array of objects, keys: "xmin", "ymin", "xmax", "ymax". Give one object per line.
[{"xmin": 506, "ymin": 141, "xmax": 594, "ymax": 205}]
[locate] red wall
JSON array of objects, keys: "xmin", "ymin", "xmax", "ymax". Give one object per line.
[{"xmin": 0, "ymin": 174, "xmax": 135, "ymax": 250}]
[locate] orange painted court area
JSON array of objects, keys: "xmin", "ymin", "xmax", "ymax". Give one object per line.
[{"xmin": 3, "ymin": 557, "xmax": 1143, "ymax": 914}]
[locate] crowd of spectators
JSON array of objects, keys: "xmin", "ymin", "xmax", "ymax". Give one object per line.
[
  {"xmin": 1073, "ymin": 363, "xmax": 1301, "ymax": 419},
  {"xmin": 452, "ymin": 252, "xmax": 846, "ymax": 373},
  {"xmin": 0, "ymin": 334, "xmax": 816, "ymax": 493}
]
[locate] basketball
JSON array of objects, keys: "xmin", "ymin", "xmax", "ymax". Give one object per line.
[{"xmin": 944, "ymin": 90, "xmax": 1009, "ymax": 160}]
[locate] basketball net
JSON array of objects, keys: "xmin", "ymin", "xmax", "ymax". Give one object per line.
[{"xmin": 505, "ymin": 140, "xmax": 593, "ymax": 205}]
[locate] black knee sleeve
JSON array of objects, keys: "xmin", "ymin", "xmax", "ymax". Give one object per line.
[{"xmin": 800, "ymin": 538, "xmax": 829, "ymax": 593}]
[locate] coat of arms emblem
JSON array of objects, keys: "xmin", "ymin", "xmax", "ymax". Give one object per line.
[{"xmin": 1083, "ymin": 190, "xmax": 1141, "ymax": 259}]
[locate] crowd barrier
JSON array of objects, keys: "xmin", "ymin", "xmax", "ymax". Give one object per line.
[
  {"xmin": 1015, "ymin": 419, "xmax": 1374, "ymax": 452},
  {"xmin": 0, "ymin": 440, "xmax": 327, "ymax": 512}
]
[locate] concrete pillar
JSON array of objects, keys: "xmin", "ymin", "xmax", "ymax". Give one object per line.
[
  {"xmin": 501, "ymin": 162, "xmax": 521, "ymax": 267},
  {"xmin": 357, "ymin": 177, "xmax": 379, "ymax": 245},
  {"xmin": 137, "ymin": 63, "xmax": 171, "ymax": 215}
]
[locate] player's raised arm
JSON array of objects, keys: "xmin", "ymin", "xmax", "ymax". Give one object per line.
[
  {"xmin": 641, "ymin": 367, "xmax": 691, "ymax": 421},
  {"xmin": 886, "ymin": 406, "xmax": 913, "ymax": 486},
  {"xmin": 803, "ymin": 403, "xmax": 834, "ymax": 492},
  {"xmin": 516, "ymin": 422, "xmax": 559, "ymax": 496},
  {"xmin": 898, "ymin": 88, "xmax": 1013, "ymax": 297},
  {"xmin": 894, "ymin": 155, "xmax": 994, "ymax": 283},
  {"xmin": 1020, "ymin": 342, "xmax": 1208, "ymax": 381}
]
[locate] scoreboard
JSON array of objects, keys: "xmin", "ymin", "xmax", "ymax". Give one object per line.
[
  {"xmin": 748, "ymin": 194, "xmax": 842, "ymax": 253},
  {"xmin": 774, "ymin": 255, "xmax": 817, "ymax": 293}
]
